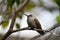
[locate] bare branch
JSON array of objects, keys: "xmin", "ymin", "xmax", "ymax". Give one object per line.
[
  {"xmin": 1, "ymin": 0, "xmax": 30, "ymax": 40},
  {"xmin": 30, "ymin": 24, "xmax": 60, "ymax": 40},
  {"xmin": 34, "ymin": 24, "xmax": 60, "ymax": 32},
  {"xmin": 49, "ymin": 24, "xmax": 60, "ymax": 31},
  {"xmin": 9, "ymin": 0, "xmax": 30, "ymax": 30},
  {"xmin": 12, "ymin": 24, "xmax": 60, "ymax": 34},
  {"xmin": 1, "ymin": 30, "xmax": 12, "ymax": 40},
  {"xmin": 0, "ymin": 0, "xmax": 5, "ymax": 5},
  {"xmin": 13, "ymin": 27, "xmax": 30, "ymax": 33},
  {"xmin": 16, "ymin": 0, "xmax": 30, "ymax": 13}
]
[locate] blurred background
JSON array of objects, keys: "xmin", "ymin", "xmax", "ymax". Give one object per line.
[{"xmin": 0, "ymin": 0, "xmax": 60, "ymax": 40}]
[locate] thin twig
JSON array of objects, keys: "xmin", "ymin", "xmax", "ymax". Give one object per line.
[
  {"xmin": 49, "ymin": 24, "xmax": 60, "ymax": 31},
  {"xmin": 13, "ymin": 27, "xmax": 30, "ymax": 33}
]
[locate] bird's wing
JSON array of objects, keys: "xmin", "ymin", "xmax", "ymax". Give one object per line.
[{"xmin": 34, "ymin": 18, "xmax": 42, "ymax": 29}]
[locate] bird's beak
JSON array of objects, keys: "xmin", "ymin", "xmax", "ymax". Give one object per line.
[{"xmin": 23, "ymin": 14, "xmax": 28, "ymax": 16}]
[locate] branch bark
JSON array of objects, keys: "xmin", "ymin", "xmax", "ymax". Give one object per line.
[
  {"xmin": 1, "ymin": 22, "xmax": 60, "ymax": 40},
  {"xmin": 12, "ymin": 24, "xmax": 60, "ymax": 34},
  {"xmin": 13, "ymin": 27, "xmax": 30, "ymax": 33},
  {"xmin": 1, "ymin": 0, "xmax": 30, "ymax": 40},
  {"xmin": 30, "ymin": 24, "xmax": 60, "ymax": 40},
  {"xmin": 49, "ymin": 24, "xmax": 60, "ymax": 31},
  {"xmin": 0, "ymin": 0, "xmax": 5, "ymax": 5}
]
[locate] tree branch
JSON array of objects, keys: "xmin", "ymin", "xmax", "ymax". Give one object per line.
[
  {"xmin": 49, "ymin": 24, "xmax": 60, "ymax": 31},
  {"xmin": 1, "ymin": 0, "xmax": 30, "ymax": 40},
  {"xmin": 0, "ymin": 0, "xmax": 5, "ymax": 5},
  {"xmin": 30, "ymin": 24, "xmax": 60, "ymax": 40},
  {"xmin": 13, "ymin": 27, "xmax": 30, "ymax": 33},
  {"xmin": 12, "ymin": 24, "xmax": 60, "ymax": 34}
]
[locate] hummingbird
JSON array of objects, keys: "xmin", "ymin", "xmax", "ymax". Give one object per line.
[{"xmin": 24, "ymin": 14, "xmax": 45, "ymax": 35}]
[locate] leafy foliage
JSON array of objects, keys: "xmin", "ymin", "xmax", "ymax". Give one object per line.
[
  {"xmin": 17, "ymin": 10, "xmax": 24, "ymax": 19},
  {"xmin": 18, "ymin": 13, "xmax": 23, "ymax": 19},
  {"xmin": 16, "ymin": 23, "xmax": 20, "ymax": 29},
  {"xmin": 24, "ymin": 2, "xmax": 35, "ymax": 11},
  {"xmin": 54, "ymin": 0, "xmax": 60, "ymax": 7},
  {"xmin": 7, "ymin": 0, "xmax": 15, "ymax": 8},
  {"xmin": 8, "ymin": 7, "xmax": 12, "ymax": 14},
  {"xmin": 56, "ymin": 14, "xmax": 60, "ymax": 24},
  {"xmin": 7, "ymin": 0, "xmax": 20, "ymax": 8},
  {"xmin": 15, "ymin": 0, "xmax": 20, "ymax": 6},
  {"xmin": 2, "ymin": 21, "xmax": 9, "ymax": 28},
  {"xmin": 0, "ymin": 34, "xmax": 3, "ymax": 39}
]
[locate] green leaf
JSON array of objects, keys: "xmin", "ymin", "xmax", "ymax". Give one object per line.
[
  {"xmin": 54, "ymin": 0, "xmax": 60, "ymax": 7},
  {"xmin": 7, "ymin": 0, "xmax": 15, "ymax": 8},
  {"xmin": 16, "ymin": 23, "xmax": 20, "ymax": 29},
  {"xmin": 2, "ymin": 21, "xmax": 9, "ymax": 28},
  {"xmin": 17, "ymin": 12, "xmax": 23, "ymax": 19},
  {"xmin": 0, "ymin": 34, "xmax": 2, "ymax": 39},
  {"xmin": 56, "ymin": 14, "xmax": 60, "ymax": 24},
  {"xmin": 15, "ymin": 0, "xmax": 20, "ymax": 6},
  {"xmin": 24, "ymin": 2, "xmax": 35, "ymax": 11}
]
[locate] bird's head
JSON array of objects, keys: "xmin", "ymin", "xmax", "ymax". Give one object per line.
[
  {"xmin": 24, "ymin": 14, "xmax": 35, "ymax": 19},
  {"xmin": 24, "ymin": 14, "xmax": 32, "ymax": 17}
]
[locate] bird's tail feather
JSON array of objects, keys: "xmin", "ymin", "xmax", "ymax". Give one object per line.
[{"xmin": 37, "ymin": 31, "xmax": 45, "ymax": 35}]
